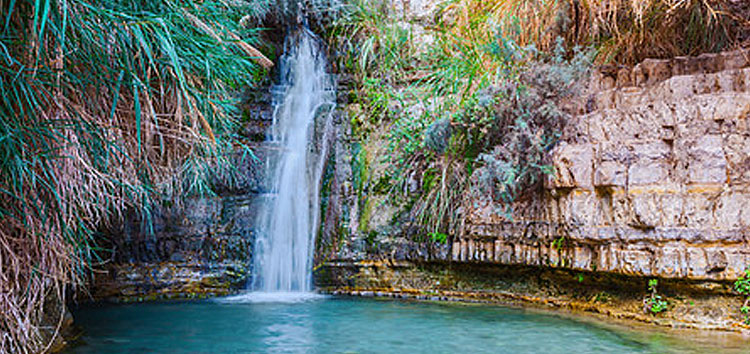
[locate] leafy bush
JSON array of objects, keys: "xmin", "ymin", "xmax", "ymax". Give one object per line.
[
  {"xmin": 424, "ymin": 118, "xmax": 452, "ymax": 155},
  {"xmin": 474, "ymin": 40, "xmax": 592, "ymax": 212}
]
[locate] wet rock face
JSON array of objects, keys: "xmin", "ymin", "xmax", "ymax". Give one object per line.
[
  {"xmin": 93, "ymin": 90, "xmax": 275, "ymax": 301},
  {"xmin": 316, "ymin": 261, "xmax": 748, "ymax": 333},
  {"xmin": 458, "ymin": 49, "xmax": 750, "ymax": 281},
  {"xmin": 93, "ymin": 262, "xmax": 249, "ymax": 301},
  {"xmin": 94, "ymin": 186, "xmax": 260, "ymax": 300}
]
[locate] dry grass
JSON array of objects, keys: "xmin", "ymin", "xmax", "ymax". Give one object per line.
[{"xmin": 438, "ymin": 0, "xmax": 748, "ymax": 65}]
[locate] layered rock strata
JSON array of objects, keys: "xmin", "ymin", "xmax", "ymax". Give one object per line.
[
  {"xmin": 91, "ymin": 90, "xmax": 274, "ymax": 301},
  {"xmin": 459, "ymin": 49, "xmax": 750, "ymax": 281}
]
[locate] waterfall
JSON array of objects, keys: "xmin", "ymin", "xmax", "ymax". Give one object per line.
[{"xmin": 251, "ymin": 28, "xmax": 335, "ymax": 295}]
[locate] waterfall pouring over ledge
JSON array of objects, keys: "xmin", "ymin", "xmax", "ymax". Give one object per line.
[{"xmin": 225, "ymin": 28, "xmax": 335, "ymax": 303}]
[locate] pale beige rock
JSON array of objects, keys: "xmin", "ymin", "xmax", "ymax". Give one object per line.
[
  {"xmin": 628, "ymin": 160, "xmax": 670, "ymax": 186},
  {"xmin": 721, "ymin": 49, "xmax": 750, "ymax": 70},
  {"xmin": 393, "ymin": 0, "xmax": 439, "ymax": 22},
  {"xmin": 686, "ymin": 134, "xmax": 727, "ymax": 184},
  {"xmin": 629, "ymin": 193, "xmax": 661, "ymax": 228},
  {"xmin": 641, "ymin": 59, "xmax": 672, "ymax": 85},
  {"xmin": 594, "ymin": 160, "xmax": 627, "ymax": 187},
  {"xmin": 548, "ymin": 143, "xmax": 593, "ymax": 189},
  {"xmin": 723, "ymin": 131, "xmax": 750, "ymax": 184},
  {"xmin": 457, "ymin": 49, "xmax": 750, "ymax": 281},
  {"xmin": 654, "ymin": 246, "xmax": 685, "ymax": 277}
]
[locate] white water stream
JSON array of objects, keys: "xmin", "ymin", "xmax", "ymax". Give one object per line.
[{"xmin": 247, "ymin": 29, "xmax": 335, "ymax": 298}]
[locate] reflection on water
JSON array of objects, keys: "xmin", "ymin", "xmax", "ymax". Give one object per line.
[
  {"xmin": 66, "ymin": 297, "xmax": 747, "ymax": 354},
  {"xmin": 264, "ymin": 314, "xmax": 315, "ymax": 352}
]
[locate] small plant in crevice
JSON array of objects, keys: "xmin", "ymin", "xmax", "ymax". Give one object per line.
[
  {"xmin": 550, "ymin": 236, "xmax": 571, "ymax": 267},
  {"xmin": 644, "ymin": 279, "xmax": 669, "ymax": 315},
  {"xmin": 733, "ymin": 268, "xmax": 750, "ymax": 324},
  {"xmin": 592, "ymin": 291, "xmax": 612, "ymax": 304},
  {"xmin": 428, "ymin": 232, "xmax": 448, "ymax": 245}
]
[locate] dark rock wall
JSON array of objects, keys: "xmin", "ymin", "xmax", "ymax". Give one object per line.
[{"xmin": 91, "ymin": 89, "xmax": 275, "ymax": 301}]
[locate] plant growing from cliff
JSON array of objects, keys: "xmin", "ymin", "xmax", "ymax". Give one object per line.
[
  {"xmin": 645, "ymin": 279, "xmax": 669, "ymax": 315},
  {"xmin": 734, "ymin": 268, "xmax": 750, "ymax": 324},
  {"xmin": 332, "ymin": 0, "xmax": 418, "ymax": 126},
  {"xmin": 428, "ymin": 232, "xmax": 448, "ymax": 244},
  {"xmin": 472, "ymin": 38, "xmax": 592, "ymax": 215},
  {"xmin": 592, "ymin": 291, "xmax": 612, "ymax": 304},
  {"xmin": 576, "ymin": 273, "xmax": 585, "ymax": 283},
  {"xmin": 336, "ymin": 0, "xmax": 596, "ymax": 240}
]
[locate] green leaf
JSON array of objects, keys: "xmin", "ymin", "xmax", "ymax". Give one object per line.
[
  {"xmin": 134, "ymin": 82, "xmax": 141, "ymax": 153},
  {"xmin": 109, "ymin": 70, "xmax": 125, "ymax": 121},
  {"xmin": 37, "ymin": 0, "xmax": 51, "ymax": 51}
]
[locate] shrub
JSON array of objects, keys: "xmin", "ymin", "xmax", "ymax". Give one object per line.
[{"xmin": 473, "ymin": 39, "xmax": 592, "ymax": 214}]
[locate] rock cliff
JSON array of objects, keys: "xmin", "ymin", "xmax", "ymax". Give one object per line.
[
  {"xmin": 91, "ymin": 89, "xmax": 275, "ymax": 301},
  {"xmin": 459, "ymin": 49, "xmax": 750, "ymax": 281}
]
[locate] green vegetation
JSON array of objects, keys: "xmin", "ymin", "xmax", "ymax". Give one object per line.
[
  {"xmin": 734, "ymin": 268, "xmax": 750, "ymax": 324},
  {"xmin": 435, "ymin": 0, "xmax": 747, "ymax": 65},
  {"xmin": 332, "ymin": 0, "xmax": 747, "ymax": 248},
  {"xmin": 644, "ymin": 279, "xmax": 668, "ymax": 315},
  {"xmin": 2, "ymin": 0, "xmax": 747, "ymax": 350},
  {"xmin": 0, "ymin": 0, "xmax": 274, "ymax": 351},
  {"xmin": 592, "ymin": 291, "xmax": 612, "ymax": 304},
  {"xmin": 428, "ymin": 232, "xmax": 448, "ymax": 244},
  {"xmin": 333, "ymin": 0, "xmax": 595, "ymax": 245}
]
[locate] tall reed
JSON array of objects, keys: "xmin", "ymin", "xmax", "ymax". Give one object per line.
[{"xmin": 0, "ymin": 0, "xmax": 270, "ymax": 351}]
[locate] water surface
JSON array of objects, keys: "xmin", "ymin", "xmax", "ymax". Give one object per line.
[{"xmin": 67, "ymin": 296, "xmax": 744, "ymax": 353}]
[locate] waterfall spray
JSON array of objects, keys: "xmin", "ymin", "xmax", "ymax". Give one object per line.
[{"xmin": 251, "ymin": 28, "xmax": 335, "ymax": 295}]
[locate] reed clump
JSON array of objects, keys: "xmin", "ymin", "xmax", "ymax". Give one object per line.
[{"xmin": 0, "ymin": 0, "xmax": 271, "ymax": 352}]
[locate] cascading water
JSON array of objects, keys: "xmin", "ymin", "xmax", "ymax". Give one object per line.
[{"xmin": 247, "ymin": 28, "xmax": 335, "ymax": 298}]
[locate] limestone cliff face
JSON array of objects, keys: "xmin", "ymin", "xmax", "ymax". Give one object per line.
[{"xmin": 459, "ymin": 50, "xmax": 750, "ymax": 281}]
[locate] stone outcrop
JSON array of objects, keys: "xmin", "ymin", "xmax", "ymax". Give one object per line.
[
  {"xmin": 93, "ymin": 261, "xmax": 249, "ymax": 301},
  {"xmin": 92, "ymin": 163, "xmax": 260, "ymax": 300},
  {"xmin": 91, "ymin": 90, "xmax": 275, "ymax": 301},
  {"xmin": 458, "ymin": 49, "xmax": 750, "ymax": 281},
  {"xmin": 316, "ymin": 260, "xmax": 749, "ymax": 333}
]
